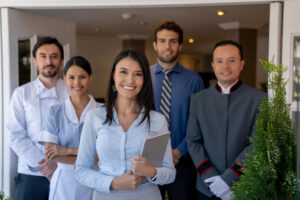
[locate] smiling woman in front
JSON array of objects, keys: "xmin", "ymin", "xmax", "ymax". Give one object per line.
[{"xmin": 74, "ymin": 49, "xmax": 176, "ymax": 200}]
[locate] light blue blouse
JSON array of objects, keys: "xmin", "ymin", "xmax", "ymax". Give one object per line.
[
  {"xmin": 75, "ymin": 106, "xmax": 176, "ymax": 193},
  {"xmin": 39, "ymin": 95, "xmax": 100, "ymax": 147}
]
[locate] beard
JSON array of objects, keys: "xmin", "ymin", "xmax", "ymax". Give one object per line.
[
  {"xmin": 40, "ymin": 65, "xmax": 59, "ymax": 78},
  {"xmin": 157, "ymin": 51, "xmax": 179, "ymax": 64}
]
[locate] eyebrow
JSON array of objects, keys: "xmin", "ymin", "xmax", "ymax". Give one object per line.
[{"xmin": 119, "ymin": 67, "xmax": 142, "ymax": 72}]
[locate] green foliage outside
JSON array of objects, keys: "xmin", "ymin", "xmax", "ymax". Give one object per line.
[
  {"xmin": 0, "ymin": 191, "xmax": 12, "ymax": 200},
  {"xmin": 232, "ymin": 60, "xmax": 297, "ymax": 200}
]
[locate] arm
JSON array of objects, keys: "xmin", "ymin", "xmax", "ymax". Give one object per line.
[
  {"xmin": 7, "ymin": 88, "xmax": 44, "ymax": 169},
  {"xmin": 186, "ymin": 96, "xmax": 219, "ymax": 182},
  {"xmin": 74, "ymin": 112, "xmax": 115, "ymax": 193},
  {"xmin": 131, "ymin": 116, "xmax": 176, "ymax": 185},
  {"xmin": 45, "ymin": 142, "xmax": 78, "ymax": 164},
  {"xmin": 220, "ymin": 107, "xmax": 260, "ymax": 187},
  {"xmin": 174, "ymin": 75, "xmax": 205, "ymax": 158}
]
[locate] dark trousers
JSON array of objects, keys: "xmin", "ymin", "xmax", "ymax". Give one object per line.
[
  {"xmin": 14, "ymin": 173, "xmax": 50, "ymax": 200},
  {"xmin": 159, "ymin": 154, "xmax": 197, "ymax": 200},
  {"xmin": 196, "ymin": 191, "xmax": 221, "ymax": 200}
]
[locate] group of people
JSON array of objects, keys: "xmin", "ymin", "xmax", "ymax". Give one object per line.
[{"xmin": 7, "ymin": 20, "xmax": 265, "ymax": 200}]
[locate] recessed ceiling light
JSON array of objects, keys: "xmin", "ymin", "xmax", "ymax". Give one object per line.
[
  {"xmin": 217, "ymin": 10, "xmax": 225, "ymax": 16},
  {"xmin": 139, "ymin": 21, "xmax": 146, "ymax": 26},
  {"xmin": 95, "ymin": 28, "xmax": 101, "ymax": 32},
  {"xmin": 122, "ymin": 13, "xmax": 133, "ymax": 20},
  {"xmin": 188, "ymin": 38, "xmax": 195, "ymax": 44}
]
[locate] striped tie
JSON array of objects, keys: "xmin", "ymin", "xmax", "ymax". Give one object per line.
[{"xmin": 160, "ymin": 69, "xmax": 172, "ymax": 123}]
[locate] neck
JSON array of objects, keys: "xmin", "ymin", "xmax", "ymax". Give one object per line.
[
  {"xmin": 218, "ymin": 79, "xmax": 239, "ymax": 89},
  {"xmin": 70, "ymin": 94, "xmax": 90, "ymax": 110},
  {"xmin": 115, "ymin": 96, "xmax": 141, "ymax": 115},
  {"xmin": 39, "ymin": 75, "xmax": 59, "ymax": 89},
  {"xmin": 157, "ymin": 59, "xmax": 176, "ymax": 70}
]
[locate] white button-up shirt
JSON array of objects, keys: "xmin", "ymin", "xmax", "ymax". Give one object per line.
[{"xmin": 7, "ymin": 77, "xmax": 69, "ymax": 176}]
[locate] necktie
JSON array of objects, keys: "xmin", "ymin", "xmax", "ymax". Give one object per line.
[{"xmin": 160, "ymin": 69, "xmax": 172, "ymax": 123}]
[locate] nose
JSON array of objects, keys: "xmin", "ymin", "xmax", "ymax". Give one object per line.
[
  {"xmin": 127, "ymin": 73, "xmax": 135, "ymax": 83},
  {"xmin": 45, "ymin": 56, "xmax": 51, "ymax": 65}
]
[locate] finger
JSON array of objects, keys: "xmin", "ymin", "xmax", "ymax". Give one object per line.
[
  {"xmin": 38, "ymin": 158, "xmax": 46, "ymax": 164},
  {"xmin": 205, "ymin": 177, "xmax": 216, "ymax": 183}
]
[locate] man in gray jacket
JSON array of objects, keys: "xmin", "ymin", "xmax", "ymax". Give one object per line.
[{"xmin": 186, "ymin": 40, "xmax": 265, "ymax": 200}]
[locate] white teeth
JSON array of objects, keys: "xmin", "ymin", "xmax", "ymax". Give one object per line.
[
  {"xmin": 222, "ymin": 72, "xmax": 230, "ymax": 75},
  {"xmin": 123, "ymin": 86, "xmax": 135, "ymax": 90}
]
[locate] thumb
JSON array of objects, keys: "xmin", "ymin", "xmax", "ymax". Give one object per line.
[
  {"xmin": 204, "ymin": 176, "xmax": 218, "ymax": 183},
  {"xmin": 126, "ymin": 171, "xmax": 133, "ymax": 175}
]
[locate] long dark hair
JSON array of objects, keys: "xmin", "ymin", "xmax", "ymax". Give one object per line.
[{"xmin": 104, "ymin": 49, "xmax": 154, "ymax": 126}]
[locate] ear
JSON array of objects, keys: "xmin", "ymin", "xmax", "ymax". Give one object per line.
[
  {"xmin": 240, "ymin": 60, "xmax": 245, "ymax": 71},
  {"xmin": 33, "ymin": 57, "xmax": 38, "ymax": 68},
  {"xmin": 59, "ymin": 59, "xmax": 64, "ymax": 68},
  {"xmin": 179, "ymin": 43, "xmax": 183, "ymax": 52},
  {"xmin": 153, "ymin": 41, "xmax": 157, "ymax": 51}
]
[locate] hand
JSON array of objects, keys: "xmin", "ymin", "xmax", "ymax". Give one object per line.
[
  {"xmin": 45, "ymin": 143, "xmax": 68, "ymax": 159},
  {"xmin": 220, "ymin": 190, "xmax": 233, "ymax": 200},
  {"xmin": 111, "ymin": 171, "xmax": 144, "ymax": 190},
  {"xmin": 131, "ymin": 156, "xmax": 156, "ymax": 178},
  {"xmin": 38, "ymin": 158, "xmax": 57, "ymax": 181},
  {"xmin": 204, "ymin": 176, "xmax": 230, "ymax": 197},
  {"xmin": 172, "ymin": 149, "xmax": 182, "ymax": 165}
]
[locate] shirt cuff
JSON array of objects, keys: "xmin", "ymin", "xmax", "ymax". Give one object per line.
[
  {"xmin": 39, "ymin": 131, "xmax": 59, "ymax": 144},
  {"xmin": 95, "ymin": 174, "xmax": 115, "ymax": 193}
]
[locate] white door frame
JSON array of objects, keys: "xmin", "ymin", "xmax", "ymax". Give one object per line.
[{"xmin": 0, "ymin": 0, "xmax": 283, "ymax": 196}]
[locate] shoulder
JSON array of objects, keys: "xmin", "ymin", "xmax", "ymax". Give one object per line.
[
  {"xmin": 47, "ymin": 103, "xmax": 65, "ymax": 117},
  {"xmin": 86, "ymin": 105, "xmax": 107, "ymax": 121},
  {"xmin": 11, "ymin": 80, "xmax": 36, "ymax": 100},
  {"xmin": 149, "ymin": 110, "xmax": 165, "ymax": 121},
  {"xmin": 191, "ymin": 86, "xmax": 214, "ymax": 99},
  {"xmin": 240, "ymin": 84, "xmax": 266, "ymax": 99},
  {"xmin": 150, "ymin": 65, "xmax": 157, "ymax": 74}
]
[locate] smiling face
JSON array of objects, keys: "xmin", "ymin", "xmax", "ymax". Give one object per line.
[
  {"xmin": 153, "ymin": 29, "xmax": 182, "ymax": 68},
  {"xmin": 212, "ymin": 44, "xmax": 245, "ymax": 88},
  {"xmin": 33, "ymin": 44, "xmax": 63, "ymax": 79},
  {"xmin": 113, "ymin": 57, "xmax": 144, "ymax": 100},
  {"xmin": 64, "ymin": 65, "xmax": 91, "ymax": 97}
]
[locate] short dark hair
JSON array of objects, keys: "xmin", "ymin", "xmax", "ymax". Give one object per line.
[
  {"xmin": 212, "ymin": 40, "xmax": 244, "ymax": 60},
  {"xmin": 104, "ymin": 48, "xmax": 154, "ymax": 126},
  {"xmin": 154, "ymin": 21, "xmax": 183, "ymax": 44},
  {"xmin": 32, "ymin": 37, "xmax": 64, "ymax": 59},
  {"xmin": 64, "ymin": 56, "xmax": 92, "ymax": 76}
]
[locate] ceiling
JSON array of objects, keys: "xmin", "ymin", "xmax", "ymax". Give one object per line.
[{"xmin": 26, "ymin": 4, "xmax": 269, "ymax": 43}]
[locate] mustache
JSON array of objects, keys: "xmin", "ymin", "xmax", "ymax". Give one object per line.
[{"xmin": 43, "ymin": 64, "xmax": 56, "ymax": 69}]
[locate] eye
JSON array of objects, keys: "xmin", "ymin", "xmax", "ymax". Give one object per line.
[
  {"xmin": 216, "ymin": 60, "xmax": 223, "ymax": 64},
  {"xmin": 67, "ymin": 76, "xmax": 74, "ymax": 80},
  {"xmin": 79, "ymin": 75, "xmax": 87, "ymax": 79},
  {"xmin": 229, "ymin": 59, "xmax": 236, "ymax": 63},
  {"xmin": 170, "ymin": 39, "xmax": 178, "ymax": 44},
  {"xmin": 158, "ymin": 39, "xmax": 165, "ymax": 43},
  {"xmin": 135, "ymin": 72, "xmax": 143, "ymax": 77},
  {"xmin": 120, "ymin": 70, "xmax": 127, "ymax": 75},
  {"xmin": 50, "ymin": 55, "xmax": 59, "ymax": 59}
]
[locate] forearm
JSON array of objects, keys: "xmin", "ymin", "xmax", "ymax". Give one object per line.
[{"xmin": 52, "ymin": 155, "xmax": 77, "ymax": 164}]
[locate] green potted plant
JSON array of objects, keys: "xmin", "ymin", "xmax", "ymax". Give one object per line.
[
  {"xmin": 0, "ymin": 191, "xmax": 12, "ymax": 200},
  {"xmin": 232, "ymin": 60, "xmax": 297, "ymax": 200}
]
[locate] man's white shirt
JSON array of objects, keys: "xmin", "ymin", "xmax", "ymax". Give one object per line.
[{"xmin": 7, "ymin": 77, "xmax": 69, "ymax": 176}]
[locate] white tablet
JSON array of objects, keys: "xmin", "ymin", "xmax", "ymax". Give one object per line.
[{"xmin": 140, "ymin": 131, "xmax": 170, "ymax": 167}]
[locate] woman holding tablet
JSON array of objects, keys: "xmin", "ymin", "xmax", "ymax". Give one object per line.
[{"xmin": 75, "ymin": 49, "xmax": 175, "ymax": 200}]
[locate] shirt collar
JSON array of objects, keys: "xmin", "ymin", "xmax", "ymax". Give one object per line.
[
  {"xmin": 216, "ymin": 79, "xmax": 241, "ymax": 94},
  {"xmin": 154, "ymin": 62, "xmax": 182, "ymax": 74},
  {"xmin": 35, "ymin": 77, "xmax": 59, "ymax": 99},
  {"xmin": 65, "ymin": 95, "xmax": 98, "ymax": 124}
]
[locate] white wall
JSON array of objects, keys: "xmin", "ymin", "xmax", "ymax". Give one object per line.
[
  {"xmin": 76, "ymin": 35, "xmax": 122, "ymax": 99},
  {"xmin": 1, "ymin": 8, "xmax": 76, "ymax": 195},
  {"xmin": 256, "ymin": 26, "xmax": 268, "ymax": 90},
  {"xmin": 282, "ymin": 0, "xmax": 300, "ymax": 106}
]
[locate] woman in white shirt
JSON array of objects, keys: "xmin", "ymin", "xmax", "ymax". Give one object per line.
[
  {"xmin": 39, "ymin": 56, "xmax": 100, "ymax": 200},
  {"xmin": 75, "ymin": 49, "xmax": 176, "ymax": 200}
]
